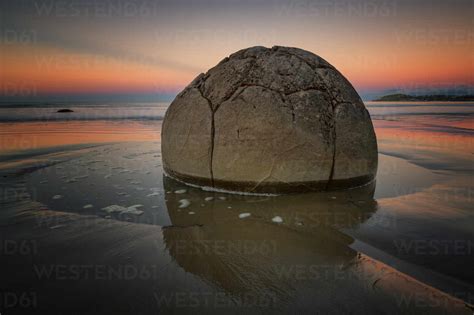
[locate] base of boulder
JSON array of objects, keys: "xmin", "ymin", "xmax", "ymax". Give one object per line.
[{"xmin": 164, "ymin": 166, "xmax": 375, "ymax": 194}]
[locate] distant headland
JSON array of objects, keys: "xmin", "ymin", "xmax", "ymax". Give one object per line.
[{"xmin": 373, "ymin": 94, "xmax": 474, "ymax": 102}]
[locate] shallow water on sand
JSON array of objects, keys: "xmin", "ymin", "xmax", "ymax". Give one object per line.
[{"xmin": 0, "ymin": 102, "xmax": 473, "ymax": 313}]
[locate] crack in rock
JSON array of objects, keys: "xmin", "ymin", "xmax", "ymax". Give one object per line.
[
  {"xmin": 195, "ymin": 86, "xmax": 216, "ymax": 187},
  {"xmin": 163, "ymin": 46, "xmax": 377, "ymax": 193},
  {"xmin": 196, "ymin": 50, "xmax": 341, "ymax": 190}
]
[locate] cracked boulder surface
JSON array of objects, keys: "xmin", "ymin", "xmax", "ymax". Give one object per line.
[{"xmin": 161, "ymin": 46, "xmax": 378, "ymax": 194}]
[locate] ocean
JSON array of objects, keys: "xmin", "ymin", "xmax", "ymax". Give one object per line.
[{"xmin": 0, "ymin": 101, "xmax": 473, "ymax": 313}]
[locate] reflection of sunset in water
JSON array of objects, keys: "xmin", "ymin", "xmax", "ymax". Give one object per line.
[
  {"xmin": 0, "ymin": 121, "xmax": 161, "ymax": 153},
  {"xmin": 374, "ymin": 119, "xmax": 473, "ymax": 159}
]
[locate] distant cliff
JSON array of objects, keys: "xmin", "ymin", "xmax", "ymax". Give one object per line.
[{"xmin": 374, "ymin": 94, "xmax": 474, "ymax": 101}]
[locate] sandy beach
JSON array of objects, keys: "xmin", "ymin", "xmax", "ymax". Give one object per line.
[{"xmin": 0, "ymin": 102, "xmax": 472, "ymax": 314}]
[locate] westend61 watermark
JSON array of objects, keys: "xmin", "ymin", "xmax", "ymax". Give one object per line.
[
  {"xmin": 0, "ymin": 29, "xmax": 37, "ymax": 45},
  {"xmin": 33, "ymin": 54, "xmax": 159, "ymax": 73},
  {"xmin": 0, "ymin": 186, "xmax": 34, "ymax": 203},
  {"xmin": 152, "ymin": 29, "xmax": 277, "ymax": 51},
  {"xmin": 394, "ymin": 27, "xmax": 473, "ymax": 45},
  {"xmin": 33, "ymin": 264, "xmax": 169, "ymax": 280},
  {"xmin": 396, "ymin": 291, "xmax": 473, "ymax": 309},
  {"xmin": 0, "ymin": 82, "xmax": 37, "ymax": 97},
  {"xmin": 271, "ymin": 263, "xmax": 384, "ymax": 281},
  {"xmin": 1, "ymin": 240, "xmax": 38, "ymax": 256},
  {"xmin": 154, "ymin": 291, "xmax": 277, "ymax": 308},
  {"xmin": 274, "ymin": 0, "xmax": 398, "ymax": 17},
  {"xmin": 386, "ymin": 83, "xmax": 473, "ymax": 96},
  {"xmin": 34, "ymin": 0, "xmax": 161, "ymax": 17},
  {"xmin": 290, "ymin": 211, "xmax": 397, "ymax": 229},
  {"xmin": 0, "ymin": 134, "xmax": 39, "ymax": 152},
  {"xmin": 0, "ymin": 291, "xmax": 38, "ymax": 310},
  {"xmin": 168, "ymin": 240, "xmax": 277, "ymax": 256},
  {"xmin": 394, "ymin": 239, "xmax": 474, "ymax": 256}
]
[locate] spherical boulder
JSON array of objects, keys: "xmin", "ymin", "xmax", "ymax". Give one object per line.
[{"xmin": 162, "ymin": 46, "xmax": 377, "ymax": 194}]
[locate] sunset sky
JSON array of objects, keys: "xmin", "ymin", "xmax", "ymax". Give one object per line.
[{"xmin": 1, "ymin": 0, "xmax": 473, "ymax": 101}]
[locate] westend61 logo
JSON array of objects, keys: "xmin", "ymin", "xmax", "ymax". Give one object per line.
[
  {"xmin": 275, "ymin": 0, "xmax": 398, "ymax": 17},
  {"xmin": 0, "ymin": 186, "xmax": 33, "ymax": 203},
  {"xmin": 0, "ymin": 29, "xmax": 37, "ymax": 45},
  {"xmin": 1, "ymin": 240, "xmax": 38, "ymax": 256},
  {"xmin": 0, "ymin": 82, "xmax": 37, "ymax": 97},
  {"xmin": 271, "ymin": 263, "xmax": 381, "ymax": 281},
  {"xmin": 34, "ymin": 0, "xmax": 161, "ymax": 17},
  {"xmin": 396, "ymin": 291, "xmax": 473, "ymax": 309},
  {"xmin": 0, "ymin": 292, "xmax": 37, "ymax": 310},
  {"xmin": 394, "ymin": 239, "xmax": 474, "ymax": 256},
  {"xmin": 169, "ymin": 240, "xmax": 277, "ymax": 256},
  {"xmin": 154, "ymin": 291, "xmax": 277, "ymax": 308},
  {"xmin": 33, "ymin": 264, "xmax": 167, "ymax": 280}
]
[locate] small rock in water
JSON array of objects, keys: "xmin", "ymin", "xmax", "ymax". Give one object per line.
[
  {"xmin": 218, "ymin": 196, "xmax": 226, "ymax": 200},
  {"xmin": 272, "ymin": 216, "xmax": 283, "ymax": 223},
  {"xmin": 175, "ymin": 189, "xmax": 187, "ymax": 194},
  {"xmin": 57, "ymin": 108, "xmax": 73, "ymax": 113},
  {"xmin": 188, "ymin": 211, "xmax": 195, "ymax": 215},
  {"xmin": 204, "ymin": 197, "xmax": 214, "ymax": 201},
  {"xmin": 83, "ymin": 204, "xmax": 94, "ymax": 209},
  {"xmin": 239, "ymin": 213, "xmax": 251, "ymax": 219},
  {"xmin": 52, "ymin": 195, "xmax": 63, "ymax": 200},
  {"xmin": 178, "ymin": 199, "xmax": 191, "ymax": 209}
]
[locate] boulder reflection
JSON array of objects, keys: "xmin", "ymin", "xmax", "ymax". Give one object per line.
[{"xmin": 162, "ymin": 176, "xmax": 377, "ymax": 302}]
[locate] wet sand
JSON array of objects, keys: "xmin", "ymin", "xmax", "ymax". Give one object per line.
[{"xmin": 0, "ymin": 107, "xmax": 473, "ymax": 314}]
